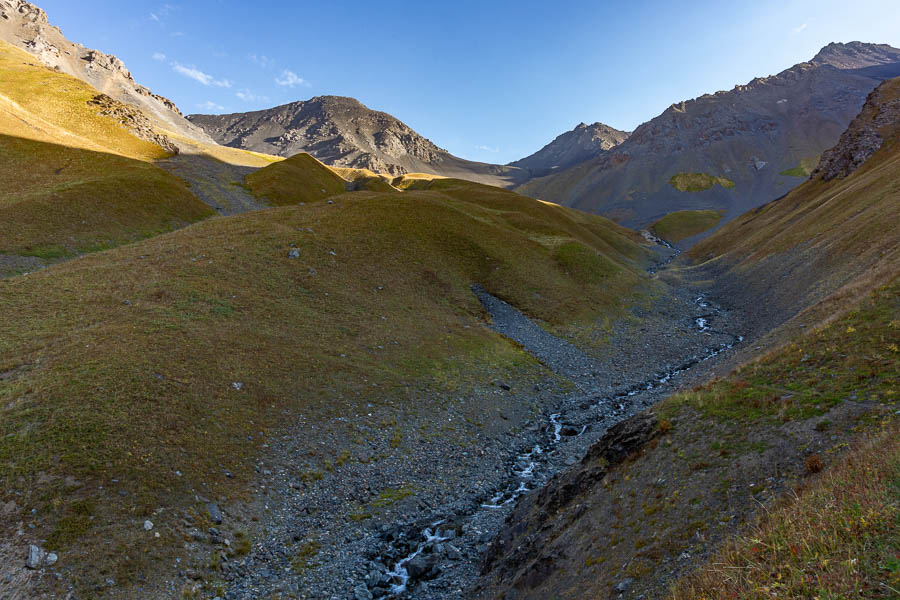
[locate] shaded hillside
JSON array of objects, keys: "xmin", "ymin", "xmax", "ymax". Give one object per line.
[
  {"xmin": 188, "ymin": 95, "xmax": 530, "ymax": 187},
  {"xmin": 688, "ymin": 76, "xmax": 900, "ymax": 341},
  {"xmin": 517, "ymin": 42, "xmax": 900, "ymax": 232},
  {"xmin": 0, "ymin": 169, "xmax": 652, "ymax": 596},
  {"xmin": 0, "ymin": 0, "xmax": 213, "ymax": 144},
  {"xmin": 508, "ymin": 122, "xmax": 629, "ymax": 177}
]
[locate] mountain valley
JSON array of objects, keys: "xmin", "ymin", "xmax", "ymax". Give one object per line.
[{"xmin": 0, "ymin": 2, "xmax": 896, "ymax": 600}]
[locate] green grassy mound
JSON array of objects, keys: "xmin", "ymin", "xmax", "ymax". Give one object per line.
[
  {"xmin": 0, "ymin": 179, "xmax": 651, "ymax": 592},
  {"xmin": 244, "ymin": 152, "xmax": 349, "ymax": 205},
  {"xmin": 648, "ymin": 209, "xmax": 723, "ymax": 242},
  {"xmin": 669, "ymin": 172, "xmax": 736, "ymax": 192}
]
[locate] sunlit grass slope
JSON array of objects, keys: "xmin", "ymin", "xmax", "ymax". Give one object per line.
[
  {"xmin": 648, "ymin": 209, "xmax": 723, "ymax": 243},
  {"xmin": 244, "ymin": 152, "xmax": 350, "ymax": 204},
  {"xmin": 0, "ymin": 177, "xmax": 651, "ymax": 590},
  {"xmin": 0, "ymin": 40, "xmax": 213, "ymax": 261}
]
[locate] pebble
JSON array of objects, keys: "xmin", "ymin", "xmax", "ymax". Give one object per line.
[{"xmin": 144, "ymin": 520, "xmax": 153, "ymax": 531}]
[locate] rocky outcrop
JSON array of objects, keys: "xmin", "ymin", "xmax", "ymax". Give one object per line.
[
  {"xmin": 0, "ymin": 0, "xmax": 212, "ymax": 144},
  {"xmin": 509, "ymin": 122, "xmax": 629, "ymax": 176},
  {"xmin": 188, "ymin": 95, "xmax": 530, "ymax": 187},
  {"xmin": 812, "ymin": 77, "xmax": 900, "ymax": 180},
  {"xmin": 517, "ymin": 42, "xmax": 900, "ymax": 232},
  {"xmin": 479, "ymin": 413, "xmax": 660, "ymax": 590},
  {"xmin": 87, "ymin": 94, "xmax": 179, "ymax": 154}
]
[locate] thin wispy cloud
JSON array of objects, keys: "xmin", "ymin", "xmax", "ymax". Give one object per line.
[
  {"xmin": 198, "ymin": 100, "xmax": 225, "ymax": 112},
  {"xmin": 152, "ymin": 52, "xmax": 167, "ymax": 62},
  {"xmin": 476, "ymin": 145, "xmax": 500, "ymax": 153},
  {"xmin": 275, "ymin": 70, "xmax": 308, "ymax": 88},
  {"xmin": 792, "ymin": 23, "xmax": 808, "ymax": 34},
  {"xmin": 172, "ymin": 62, "xmax": 232, "ymax": 88},
  {"xmin": 249, "ymin": 54, "xmax": 274, "ymax": 69},
  {"xmin": 236, "ymin": 90, "xmax": 270, "ymax": 103},
  {"xmin": 150, "ymin": 4, "xmax": 176, "ymax": 24}
]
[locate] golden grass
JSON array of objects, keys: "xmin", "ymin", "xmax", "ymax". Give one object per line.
[
  {"xmin": 244, "ymin": 152, "xmax": 349, "ymax": 205},
  {"xmin": 670, "ymin": 423, "xmax": 899, "ymax": 599},
  {"xmin": 0, "ymin": 40, "xmax": 165, "ymax": 160},
  {"xmin": 649, "ymin": 210, "xmax": 724, "ymax": 242},
  {"xmin": 0, "ymin": 40, "xmax": 214, "ymax": 259},
  {"xmin": 163, "ymin": 129, "xmax": 284, "ymax": 168}
]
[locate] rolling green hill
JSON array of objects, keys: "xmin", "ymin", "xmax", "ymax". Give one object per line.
[{"xmin": 0, "ymin": 164, "xmax": 652, "ymax": 594}]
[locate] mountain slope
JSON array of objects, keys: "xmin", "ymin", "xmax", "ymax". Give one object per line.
[
  {"xmin": 476, "ymin": 76, "xmax": 900, "ymax": 600},
  {"xmin": 508, "ymin": 121, "xmax": 629, "ymax": 177},
  {"xmin": 0, "ymin": 0, "xmax": 213, "ymax": 144},
  {"xmin": 517, "ymin": 42, "xmax": 900, "ymax": 232},
  {"xmin": 187, "ymin": 95, "xmax": 530, "ymax": 187},
  {"xmin": 0, "ymin": 39, "xmax": 213, "ymax": 272}
]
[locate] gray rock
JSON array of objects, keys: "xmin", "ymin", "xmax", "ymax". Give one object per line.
[
  {"xmin": 405, "ymin": 554, "xmax": 438, "ymax": 579},
  {"xmin": 615, "ymin": 578, "xmax": 634, "ymax": 593},
  {"xmin": 353, "ymin": 585, "xmax": 373, "ymax": 600},
  {"xmin": 208, "ymin": 502, "xmax": 224, "ymax": 524},
  {"xmin": 288, "ymin": 248, "xmax": 300, "ymax": 259},
  {"xmin": 46, "ymin": 552, "xmax": 58, "ymax": 566},
  {"xmin": 25, "ymin": 544, "xmax": 46, "ymax": 569},
  {"xmin": 143, "ymin": 519, "xmax": 153, "ymax": 531}
]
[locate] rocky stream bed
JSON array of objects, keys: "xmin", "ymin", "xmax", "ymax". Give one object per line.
[{"xmin": 212, "ymin": 245, "xmax": 746, "ymax": 600}]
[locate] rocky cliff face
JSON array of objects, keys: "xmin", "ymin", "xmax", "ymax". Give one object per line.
[
  {"xmin": 188, "ymin": 96, "xmax": 529, "ymax": 187},
  {"xmin": 812, "ymin": 76, "xmax": 900, "ymax": 180},
  {"xmin": 517, "ymin": 42, "xmax": 900, "ymax": 233},
  {"xmin": 0, "ymin": 0, "xmax": 213, "ymax": 144},
  {"xmin": 509, "ymin": 122, "xmax": 629, "ymax": 176}
]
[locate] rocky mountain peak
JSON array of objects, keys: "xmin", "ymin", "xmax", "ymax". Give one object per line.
[
  {"xmin": 508, "ymin": 121, "xmax": 629, "ymax": 175},
  {"xmin": 188, "ymin": 96, "xmax": 528, "ymax": 186},
  {"xmin": 811, "ymin": 41, "xmax": 900, "ymax": 70}
]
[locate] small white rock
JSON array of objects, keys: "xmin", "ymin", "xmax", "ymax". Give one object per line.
[
  {"xmin": 143, "ymin": 520, "xmax": 153, "ymax": 531},
  {"xmin": 46, "ymin": 553, "xmax": 58, "ymax": 566}
]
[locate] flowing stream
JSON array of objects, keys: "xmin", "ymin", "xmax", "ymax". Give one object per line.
[{"xmin": 361, "ymin": 285, "xmax": 744, "ymax": 599}]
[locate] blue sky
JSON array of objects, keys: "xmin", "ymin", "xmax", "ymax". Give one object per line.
[{"xmin": 36, "ymin": 0, "xmax": 900, "ymax": 164}]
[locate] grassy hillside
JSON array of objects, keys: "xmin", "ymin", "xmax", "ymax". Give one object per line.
[
  {"xmin": 648, "ymin": 209, "xmax": 724, "ymax": 243},
  {"xmin": 244, "ymin": 152, "xmax": 349, "ymax": 205},
  {"xmin": 0, "ymin": 177, "xmax": 651, "ymax": 593},
  {"xmin": 0, "ymin": 40, "xmax": 213, "ymax": 267}
]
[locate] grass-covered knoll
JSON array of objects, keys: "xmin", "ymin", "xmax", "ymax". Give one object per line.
[
  {"xmin": 0, "ymin": 182, "xmax": 650, "ymax": 592},
  {"xmin": 164, "ymin": 129, "xmax": 284, "ymax": 169},
  {"xmin": 244, "ymin": 152, "xmax": 349, "ymax": 204},
  {"xmin": 648, "ymin": 209, "xmax": 723, "ymax": 242},
  {"xmin": 668, "ymin": 172, "xmax": 736, "ymax": 192}
]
